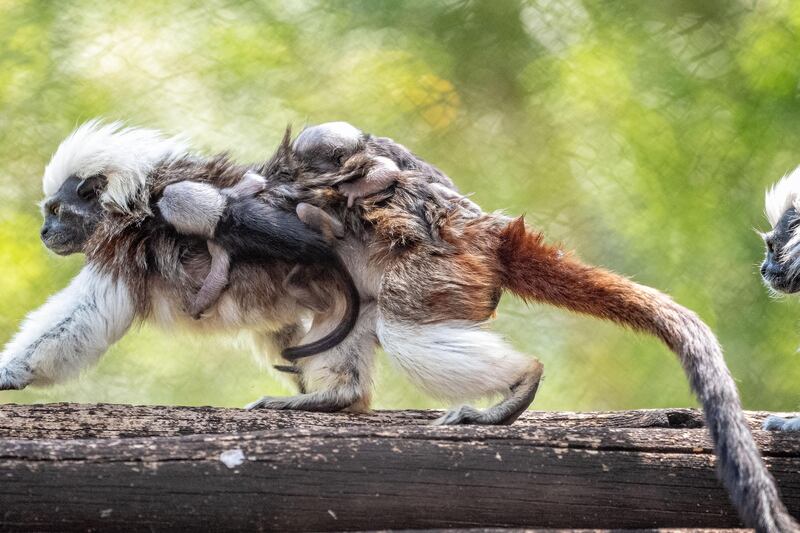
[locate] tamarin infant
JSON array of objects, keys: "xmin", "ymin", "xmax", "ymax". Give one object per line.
[
  {"xmin": 293, "ymin": 121, "xmax": 480, "ymax": 218},
  {"xmin": 156, "ymin": 171, "xmax": 358, "ymax": 360}
]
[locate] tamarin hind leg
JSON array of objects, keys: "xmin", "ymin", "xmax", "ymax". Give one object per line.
[
  {"xmin": 247, "ymin": 302, "xmax": 378, "ymax": 413},
  {"xmin": 377, "ymin": 316, "xmax": 543, "ymax": 425},
  {"xmin": 434, "ymin": 358, "xmax": 543, "ymax": 426}
]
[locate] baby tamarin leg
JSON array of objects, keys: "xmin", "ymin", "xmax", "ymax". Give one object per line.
[
  {"xmin": 281, "ymin": 203, "xmax": 346, "ymax": 314},
  {"xmin": 296, "ymin": 202, "xmax": 344, "ymax": 240},
  {"xmin": 188, "ymin": 240, "xmax": 230, "ymax": 319}
]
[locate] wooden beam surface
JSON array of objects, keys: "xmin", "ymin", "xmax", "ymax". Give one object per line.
[{"xmin": 0, "ymin": 404, "xmax": 797, "ymax": 531}]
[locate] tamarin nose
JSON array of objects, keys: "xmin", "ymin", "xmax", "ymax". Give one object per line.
[
  {"xmin": 40, "ymin": 226, "xmax": 49, "ymax": 239},
  {"xmin": 760, "ymin": 262, "xmax": 768, "ymax": 276}
]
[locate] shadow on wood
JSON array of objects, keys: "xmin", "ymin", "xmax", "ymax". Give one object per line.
[{"xmin": 0, "ymin": 404, "xmax": 797, "ymax": 531}]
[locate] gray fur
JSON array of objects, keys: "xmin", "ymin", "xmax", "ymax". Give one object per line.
[
  {"xmin": 222, "ymin": 171, "xmax": 267, "ymax": 199},
  {"xmin": 764, "ymin": 415, "xmax": 800, "ymax": 431},
  {"xmin": 158, "ymin": 181, "xmax": 225, "ymax": 239},
  {"xmin": 293, "ymin": 122, "xmax": 363, "ymax": 171}
]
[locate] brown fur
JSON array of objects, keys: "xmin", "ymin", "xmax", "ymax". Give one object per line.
[
  {"xmin": 84, "ymin": 132, "xmax": 321, "ymax": 326},
  {"xmin": 287, "ymin": 144, "xmax": 796, "ymax": 531},
  {"xmin": 66, "ymin": 126, "xmax": 795, "ymax": 531},
  {"xmin": 498, "ymin": 218, "xmax": 659, "ymax": 331}
]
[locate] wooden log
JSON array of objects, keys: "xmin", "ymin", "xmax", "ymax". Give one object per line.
[{"xmin": 0, "ymin": 403, "xmax": 797, "ymax": 531}]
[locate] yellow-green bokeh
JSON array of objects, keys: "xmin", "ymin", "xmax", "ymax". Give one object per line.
[{"xmin": 2, "ymin": 0, "xmax": 800, "ymax": 412}]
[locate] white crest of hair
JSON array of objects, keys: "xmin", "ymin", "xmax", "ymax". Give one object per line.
[
  {"xmin": 43, "ymin": 119, "xmax": 188, "ymax": 213},
  {"xmin": 765, "ymin": 165, "xmax": 800, "ymax": 228},
  {"xmin": 158, "ymin": 181, "xmax": 225, "ymax": 239}
]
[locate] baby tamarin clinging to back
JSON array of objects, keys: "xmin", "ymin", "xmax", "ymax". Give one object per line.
[
  {"xmin": 293, "ymin": 121, "xmax": 475, "ymax": 211},
  {"xmin": 156, "ymin": 171, "xmax": 358, "ymax": 360}
]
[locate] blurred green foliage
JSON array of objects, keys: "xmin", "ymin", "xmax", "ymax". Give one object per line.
[{"xmin": 1, "ymin": 0, "xmax": 800, "ymax": 411}]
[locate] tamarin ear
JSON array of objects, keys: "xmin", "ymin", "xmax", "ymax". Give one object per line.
[{"xmin": 76, "ymin": 174, "xmax": 107, "ymax": 201}]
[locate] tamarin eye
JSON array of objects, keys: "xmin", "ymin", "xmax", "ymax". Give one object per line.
[{"xmin": 50, "ymin": 204, "xmax": 61, "ymax": 217}]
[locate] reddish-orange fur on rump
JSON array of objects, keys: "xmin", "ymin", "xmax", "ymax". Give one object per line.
[{"xmin": 497, "ymin": 216, "xmax": 660, "ymax": 335}]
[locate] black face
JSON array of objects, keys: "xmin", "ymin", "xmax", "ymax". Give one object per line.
[
  {"xmin": 40, "ymin": 175, "xmax": 106, "ymax": 255},
  {"xmin": 761, "ymin": 206, "xmax": 800, "ymax": 293}
]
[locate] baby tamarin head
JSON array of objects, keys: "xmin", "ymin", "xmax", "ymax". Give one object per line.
[
  {"xmin": 157, "ymin": 172, "xmax": 269, "ymax": 239},
  {"xmin": 157, "ymin": 181, "xmax": 226, "ymax": 239}
]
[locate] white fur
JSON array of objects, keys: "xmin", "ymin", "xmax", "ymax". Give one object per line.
[
  {"xmin": 159, "ymin": 181, "xmax": 226, "ymax": 238},
  {"xmin": 377, "ymin": 317, "xmax": 531, "ymax": 402},
  {"xmin": 43, "ymin": 120, "xmax": 187, "ymax": 213},
  {"xmin": 222, "ymin": 171, "xmax": 267, "ymax": 199},
  {"xmin": 0, "ymin": 266, "xmax": 135, "ymax": 388},
  {"xmin": 765, "ymin": 166, "xmax": 800, "ymax": 228}
]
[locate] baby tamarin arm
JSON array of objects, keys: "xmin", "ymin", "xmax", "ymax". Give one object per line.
[
  {"xmin": 337, "ymin": 155, "xmax": 401, "ymax": 207},
  {"xmin": 296, "ymin": 202, "xmax": 344, "ymax": 240},
  {"xmin": 188, "ymin": 240, "xmax": 231, "ymax": 318}
]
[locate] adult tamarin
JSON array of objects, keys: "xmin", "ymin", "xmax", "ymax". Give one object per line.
[
  {"xmin": 0, "ymin": 120, "xmax": 795, "ymax": 531},
  {"xmin": 759, "ymin": 167, "xmax": 800, "ymax": 433}
]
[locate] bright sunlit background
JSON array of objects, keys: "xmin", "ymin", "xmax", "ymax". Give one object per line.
[{"xmin": 2, "ymin": 0, "xmax": 800, "ymax": 411}]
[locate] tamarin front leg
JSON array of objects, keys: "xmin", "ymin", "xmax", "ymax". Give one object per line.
[
  {"xmin": 0, "ymin": 266, "xmax": 135, "ymax": 390},
  {"xmin": 763, "ymin": 415, "xmax": 800, "ymax": 432}
]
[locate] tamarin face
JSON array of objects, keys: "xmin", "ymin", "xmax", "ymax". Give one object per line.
[
  {"xmin": 761, "ymin": 206, "xmax": 800, "ymax": 293},
  {"xmin": 39, "ymin": 175, "xmax": 106, "ymax": 256}
]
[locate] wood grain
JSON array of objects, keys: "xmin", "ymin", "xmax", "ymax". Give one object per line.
[{"xmin": 0, "ymin": 403, "xmax": 797, "ymax": 531}]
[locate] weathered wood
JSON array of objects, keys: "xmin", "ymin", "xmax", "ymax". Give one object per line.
[{"xmin": 0, "ymin": 404, "xmax": 797, "ymax": 532}]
